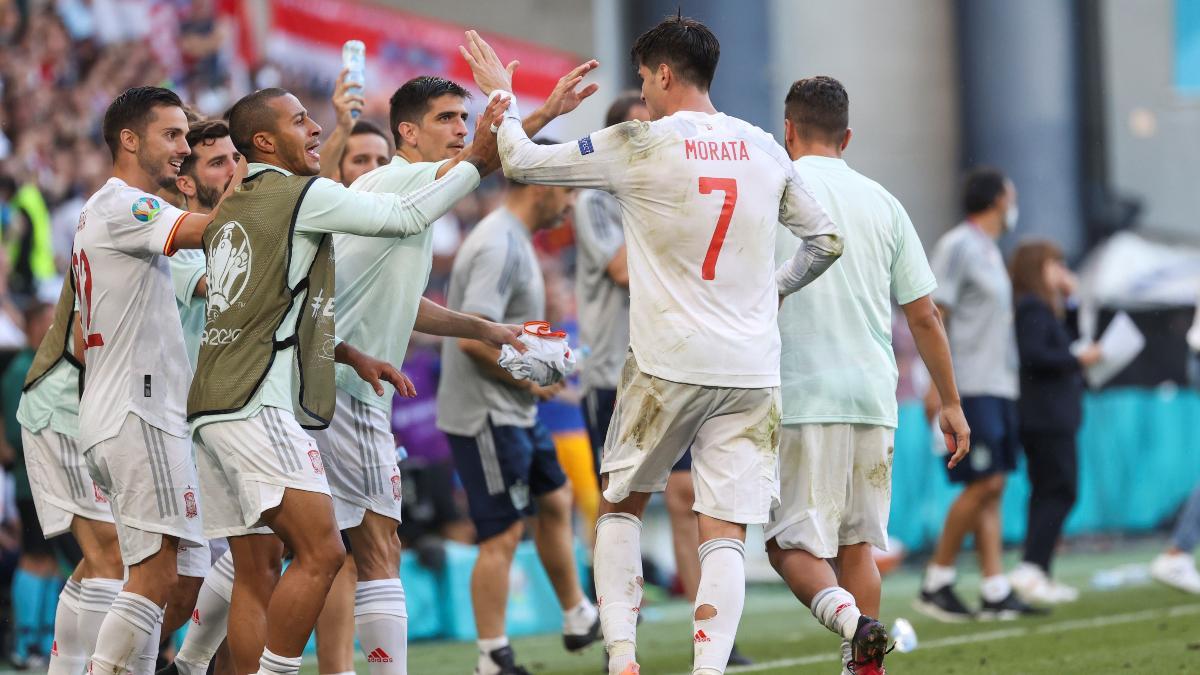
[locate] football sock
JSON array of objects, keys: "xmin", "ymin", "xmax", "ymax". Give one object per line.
[
  {"xmin": 355, "ymin": 579, "xmax": 408, "ymax": 674},
  {"xmin": 692, "ymin": 538, "xmax": 746, "ymax": 675},
  {"xmin": 173, "ymin": 576, "xmax": 233, "ymax": 674},
  {"xmin": 922, "ymin": 564, "xmax": 956, "ymax": 593},
  {"xmin": 77, "ymin": 577, "xmax": 123, "ymax": 659},
  {"xmin": 594, "ymin": 513, "xmax": 643, "ymax": 675},
  {"xmin": 563, "ymin": 597, "xmax": 598, "ymax": 636},
  {"xmin": 256, "ymin": 647, "xmax": 302, "ymax": 675},
  {"xmin": 89, "ymin": 591, "xmax": 162, "ymax": 674},
  {"xmin": 475, "ymin": 636, "xmax": 509, "ymax": 675},
  {"xmin": 47, "ymin": 578, "xmax": 85, "ymax": 675},
  {"xmin": 981, "ymin": 574, "xmax": 1012, "ymax": 603},
  {"xmin": 811, "ymin": 586, "xmax": 862, "ymax": 641}
]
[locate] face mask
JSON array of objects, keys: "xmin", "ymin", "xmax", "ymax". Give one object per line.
[{"xmin": 1005, "ymin": 205, "xmax": 1019, "ymax": 232}]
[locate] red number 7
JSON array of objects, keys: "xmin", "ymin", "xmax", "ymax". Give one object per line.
[{"xmin": 698, "ymin": 177, "xmax": 737, "ymax": 281}]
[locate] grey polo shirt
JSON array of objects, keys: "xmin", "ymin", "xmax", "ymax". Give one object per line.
[
  {"xmin": 436, "ymin": 208, "xmax": 545, "ymax": 436},
  {"xmin": 929, "ymin": 222, "xmax": 1019, "ymax": 399},
  {"xmin": 573, "ymin": 189, "xmax": 629, "ymax": 392}
]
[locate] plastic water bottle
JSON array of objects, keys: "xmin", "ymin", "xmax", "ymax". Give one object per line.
[
  {"xmin": 890, "ymin": 617, "xmax": 918, "ymax": 653},
  {"xmin": 342, "ymin": 40, "xmax": 365, "ymax": 119}
]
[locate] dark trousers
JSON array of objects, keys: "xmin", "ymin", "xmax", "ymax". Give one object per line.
[{"xmin": 1020, "ymin": 430, "xmax": 1078, "ymax": 573}]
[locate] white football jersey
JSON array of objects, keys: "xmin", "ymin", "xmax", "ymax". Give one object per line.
[
  {"xmin": 73, "ymin": 178, "xmax": 193, "ymax": 448},
  {"xmin": 498, "ymin": 110, "xmax": 837, "ymax": 388}
]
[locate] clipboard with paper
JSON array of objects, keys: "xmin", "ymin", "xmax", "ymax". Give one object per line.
[{"xmin": 1075, "ymin": 311, "xmax": 1145, "ymax": 388}]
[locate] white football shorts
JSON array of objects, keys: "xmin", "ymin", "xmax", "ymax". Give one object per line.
[
  {"xmin": 311, "ymin": 390, "xmax": 403, "ymax": 531},
  {"xmin": 764, "ymin": 424, "xmax": 894, "ymax": 558},
  {"xmin": 22, "ymin": 427, "xmax": 113, "ymax": 537},
  {"xmin": 195, "ymin": 406, "xmax": 332, "ymax": 539},
  {"xmin": 83, "ymin": 413, "xmax": 206, "ymax": 570},
  {"xmin": 601, "ymin": 352, "xmax": 781, "ymax": 525}
]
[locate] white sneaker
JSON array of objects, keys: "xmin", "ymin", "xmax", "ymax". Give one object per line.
[
  {"xmin": 1009, "ymin": 563, "xmax": 1079, "ymax": 604},
  {"xmin": 1151, "ymin": 552, "xmax": 1200, "ymax": 594},
  {"xmin": 1045, "ymin": 579, "xmax": 1080, "ymax": 603}
]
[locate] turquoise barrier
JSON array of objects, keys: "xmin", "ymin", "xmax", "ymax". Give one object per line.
[{"xmin": 889, "ymin": 387, "xmax": 1200, "ymax": 552}]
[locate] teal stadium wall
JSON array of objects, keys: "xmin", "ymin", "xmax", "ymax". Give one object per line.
[{"xmin": 889, "ymin": 387, "xmax": 1200, "ymax": 551}]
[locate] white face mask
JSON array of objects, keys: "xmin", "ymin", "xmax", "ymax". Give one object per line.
[{"xmin": 1005, "ymin": 205, "xmax": 1019, "ymax": 232}]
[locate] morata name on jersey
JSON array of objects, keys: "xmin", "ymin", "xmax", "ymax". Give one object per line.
[{"xmin": 684, "ymin": 139, "xmax": 750, "ymax": 162}]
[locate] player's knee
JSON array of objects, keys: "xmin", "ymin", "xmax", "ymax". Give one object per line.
[
  {"xmin": 479, "ymin": 520, "xmax": 523, "ymax": 557},
  {"xmin": 665, "ymin": 480, "xmax": 695, "ymax": 516},
  {"xmin": 538, "ymin": 486, "xmax": 573, "ymax": 520},
  {"xmin": 354, "ymin": 529, "xmax": 400, "ymax": 579}
]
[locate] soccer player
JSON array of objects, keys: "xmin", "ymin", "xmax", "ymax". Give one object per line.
[
  {"xmin": 574, "ymin": 90, "xmax": 751, "ymax": 668},
  {"xmin": 436, "ymin": 155, "xmax": 595, "ymax": 675},
  {"xmin": 917, "ymin": 168, "xmax": 1040, "ymax": 621},
  {"xmin": 326, "ymin": 70, "xmax": 600, "ymax": 675},
  {"xmin": 17, "ymin": 279, "xmax": 122, "ymax": 675},
  {"xmin": 186, "ymin": 87, "xmax": 505, "ymax": 675},
  {"xmin": 158, "ymin": 118, "xmax": 242, "ymax": 675},
  {"xmin": 764, "ymin": 76, "xmax": 970, "ymax": 675},
  {"xmin": 460, "ymin": 18, "xmax": 843, "ymax": 675},
  {"xmin": 72, "ymin": 86, "xmax": 229, "ymax": 675}
]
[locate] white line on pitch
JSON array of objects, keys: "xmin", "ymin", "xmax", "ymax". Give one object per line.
[{"xmin": 665, "ymin": 603, "xmax": 1200, "ymax": 674}]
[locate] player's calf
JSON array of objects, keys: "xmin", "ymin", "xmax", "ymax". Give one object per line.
[{"xmin": 347, "ymin": 512, "xmax": 407, "ymax": 674}]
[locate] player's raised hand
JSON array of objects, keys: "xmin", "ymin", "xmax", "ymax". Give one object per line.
[
  {"xmin": 331, "ymin": 67, "xmax": 366, "ymax": 130},
  {"xmin": 466, "ymin": 94, "xmax": 510, "ymax": 172},
  {"xmin": 940, "ymin": 402, "xmax": 971, "ymax": 469},
  {"xmin": 459, "ymin": 30, "xmax": 517, "ymax": 95},
  {"xmin": 539, "ymin": 60, "xmax": 601, "ymax": 120}
]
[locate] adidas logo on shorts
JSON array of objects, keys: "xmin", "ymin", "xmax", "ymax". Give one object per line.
[{"xmin": 367, "ymin": 647, "xmax": 393, "ymax": 663}]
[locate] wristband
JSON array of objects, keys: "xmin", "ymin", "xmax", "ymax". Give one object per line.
[{"xmin": 487, "ymin": 89, "xmax": 521, "ymax": 123}]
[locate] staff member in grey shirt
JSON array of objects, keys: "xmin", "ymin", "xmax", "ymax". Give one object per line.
[
  {"xmin": 436, "ymin": 159, "xmax": 599, "ymax": 675},
  {"xmin": 917, "ymin": 167, "xmax": 1040, "ymax": 622}
]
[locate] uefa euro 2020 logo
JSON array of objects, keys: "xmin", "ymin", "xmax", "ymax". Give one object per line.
[{"xmin": 131, "ymin": 197, "xmax": 161, "ymax": 223}]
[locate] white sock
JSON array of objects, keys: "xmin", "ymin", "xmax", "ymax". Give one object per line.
[
  {"xmin": 692, "ymin": 538, "xmax": 746, "ymax": 675},
  {"xmin": 77, "ymin": 577, "xmax": 123, "ymax": 659},
  {"xmin": 594, "ymin": 513, "xmax": 642, "ymax": 675},
  {"xmin": 47, "ymin": 579, "xmax": 85, "ymax": 675},
  {"xmin": 355, "ymin": 579, "xmax": 408, "ymax": 674},
  {"xmin": 89, "ymin": 591, "xmax": 163, "ymax": 674},
  {"xmin": 475, "ymin": 636, "xmax": 508, "ymax": 675},
  {"xmin": 922, "ymin": 564, "xmax": 956, "ymax": 593},
  {"xmin": 257, "ymin": 647, "xmax": 302, "ymax": 675},
  {"xmin": 174, "ymin": 580, "xmax": 233, "ymax": 674},
  {"xmin": 811, "ymin": 586, "xmax": 862, "ymax": 641},
  {"xmin": 132, "ymin": 614, "xmax": 163, "ymax": 675},
  {"xmin": 981, "ymin": 574, "xmax": 1012, "ymax": 603},
  {"xmin": 563, "ymin": 597, "xmax": 598, "ymax": 636}
]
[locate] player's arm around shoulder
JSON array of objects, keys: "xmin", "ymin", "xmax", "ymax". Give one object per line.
[{"xmin": 167, "ymin": 157, "xmax": 247, "ymax": 252}]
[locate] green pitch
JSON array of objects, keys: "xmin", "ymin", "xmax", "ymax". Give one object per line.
[{"xmin": 312, "ymin": 540, "xmax": 1200, "ymax": 674}]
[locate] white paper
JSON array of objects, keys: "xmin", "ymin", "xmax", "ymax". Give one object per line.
[{"xmin": 1084, "ymin": 311, "xmax": 1145, "ymax": 388}]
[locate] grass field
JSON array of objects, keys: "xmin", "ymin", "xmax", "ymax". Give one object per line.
[{"xmin": 322, "ymin": 539, "xmax": 1200, "ymax": 675}]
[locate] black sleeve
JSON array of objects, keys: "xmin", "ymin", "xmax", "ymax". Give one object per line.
[{"xmin": 1016, "ymin": 300, "xmax": 1080, "ymax": 375}]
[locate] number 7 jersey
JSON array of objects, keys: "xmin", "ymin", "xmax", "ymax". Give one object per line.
[
  {"xmin": 498, "ymin": 110, "xmax": 838, "ymax": 388},
  {"xmin": 72, "ymin": 177, "xmax": 193, "ymax": 449}
]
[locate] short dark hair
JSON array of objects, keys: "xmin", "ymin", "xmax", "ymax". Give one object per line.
[
  {"xmin": 102, "ymin": 86, "xmax": 184, "ymax": 159},
  {"xmin": 389, "ymin": 76, "xmax": 472, "ymax": 148},
  {"xmin": 962, "ymin": 167, "xmax": 1009, "ymax": 215},
  {"xmin": 630, "ymin": 14, "xmax": 720, "ymax": 91},
  {"xmin": 605, "ymin": 91, "xmax": 646, "ymax": 127},
  {"xmin": 227, "ymin": 88, "xmax": 290, "ymax": 159},
  {"xmin": 180, "ymin": 120, "xmax": 231, "ymax": 176},
  {"xmin": 350, "ymin": 120, "xmax": 391, "ymax": 148},
  {"xmin": 784, "ymin": 76, "xmax": 849, "ymax": 144}
]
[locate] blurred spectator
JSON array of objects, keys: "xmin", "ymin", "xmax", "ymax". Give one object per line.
[
  {"xmin": 918, "ymin": 167, "xmax": 1039, "ymax": 621},
  {"xmin": 2, "ymin": 301, "xmax": 78, "ymax": 669},
  {"xmin": 1007, "ymin": 240, "xmax": 1100, "ymax": 605}
]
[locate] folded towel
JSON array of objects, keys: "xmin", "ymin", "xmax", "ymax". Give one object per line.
[{"xmin": 498, "ymin": 321, "xmax": 577, "ymax": 386}]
